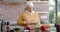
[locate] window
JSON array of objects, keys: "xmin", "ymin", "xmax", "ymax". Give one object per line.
[
  {"xmin": 56, "ymin": 0, "xmax": 60, "ymax": 24},
  {"xmin": 49, "ymin": 0, "xmax": 55, "ymax": 23}
]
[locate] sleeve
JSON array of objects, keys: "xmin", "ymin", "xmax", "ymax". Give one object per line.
[
  {"xmin": 37, "ymin": 13, "xmax": 41, "ymax": 26},
  {"xmin": 17, "ymin": 12, "xmax": 26, "ymax": 26}
]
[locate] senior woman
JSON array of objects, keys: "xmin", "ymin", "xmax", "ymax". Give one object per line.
[{"xmin": 17, "ymin": 1, "xmax": 40, "ymax": 28}]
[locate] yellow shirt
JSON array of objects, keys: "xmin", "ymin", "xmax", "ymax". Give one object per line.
[{"xmin": 17, "ymin": 11, "xmax": 40, "ymax": 26}]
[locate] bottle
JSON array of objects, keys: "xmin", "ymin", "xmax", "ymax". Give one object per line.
[
  {"xmin": 6, "ymin": 22, "xmax": 10, "ymax": 32},
  {"xmin": 1, "ymin": 19, "xmax": 5, "ymax": 32}
]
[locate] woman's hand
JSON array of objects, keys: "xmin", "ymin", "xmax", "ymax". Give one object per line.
[{"xmin": 24, "ymin": 21, "xmax": 31, "ymax": 24}]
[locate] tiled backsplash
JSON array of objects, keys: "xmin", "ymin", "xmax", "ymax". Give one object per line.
[
  {"xmin": 0, "ymin": 4, "xmax": 24, "ymax": 21},
  {"xmin": 0, "ymin": 2, "xmax": 48, "ymax": 21}
]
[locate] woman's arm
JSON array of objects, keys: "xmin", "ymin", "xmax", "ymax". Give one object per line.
[{"xmin": 17, "ymin": 12, "xmax": 26, "ymax": 26}]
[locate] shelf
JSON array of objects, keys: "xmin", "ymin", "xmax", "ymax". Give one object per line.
[
  {"xmin": 22, "ymin": 1, "xmax": 49, "ymax": 4},
  {"xmin": 19, "ymin": 1, "xmax": 49, "ymax": 4},
  {"xmin": 33, "ymin": 1, "xmax": 49, "ymax": 4},
  {"xmin": 36, "ymin": 12, "xmax": 49, "ymax": 13}
]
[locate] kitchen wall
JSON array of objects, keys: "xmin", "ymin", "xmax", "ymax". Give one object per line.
[
  {"xmin": 0, "ymin": 1, "xmax": 49, "ymax": 22},
  {"xmin": 0, "ymin": 4, "xmax": 25, "ymax": 21}
]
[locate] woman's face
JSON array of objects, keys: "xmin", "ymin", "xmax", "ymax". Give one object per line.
[{"xmin": 26, "ymin": 6, "xmax": 33, "ymax": 11}]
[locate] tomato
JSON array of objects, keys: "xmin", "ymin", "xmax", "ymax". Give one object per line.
[
  {"xmin": 41, "ymin": 25, "xmax": 46, "ymax": 32},
  {"xmin": 41, "ymin": 25, "xmax": 46, "ymax": 30}
]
